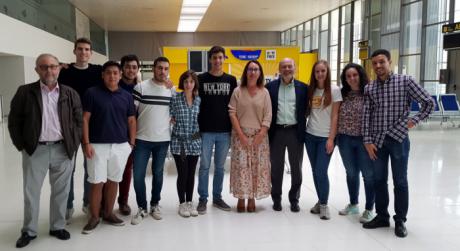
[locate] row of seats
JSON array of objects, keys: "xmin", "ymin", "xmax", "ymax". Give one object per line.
[{"xmin": 410, "ymin": 94, "xmax": 460, "ymax": 126}]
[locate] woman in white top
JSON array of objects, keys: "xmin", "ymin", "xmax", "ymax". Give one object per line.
[{"xmin": 305, "ymin": 60, "xmax": 342, "ymax": 220}]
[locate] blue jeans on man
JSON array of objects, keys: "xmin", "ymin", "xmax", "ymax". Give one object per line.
[
  {"xmin": 372, "ymin": 137, "xmax": 410, "ymax": 222},
  {"xmin": 337, "ymin": 134, "xmax": 375, "ymax": 210},
  {"xmin": 132, "ymin": 139, "xmax": 170, "ymax": 210},
  {"xmin": 198, "ymin": 132, "xmax": 231, "ymax": 202}
]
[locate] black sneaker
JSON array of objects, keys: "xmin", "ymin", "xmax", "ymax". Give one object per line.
[
  {"xmin": 290, "ymin": 203, "xmax": 300, "ymax": 212},
  {"xmin": 273, "ymin": 201, "xmax": 282, "ymax": 211},
  {"xmin": 49, "ymin": 229, "xmax": 70, "ymax": 240},
  {"xmin": 213, "ymin": 198, "xmax": 231, "ymax": 211},
  {"xmin": 362, "ymin": 216, "xmax": 390, "ymax": 229},
  {"xmin": 197, "ymin": 200, "xmax": 207, "ymax": 215},
  {"xmin": 16, "ymin": 232, "xmax": 36, "ymax": 248},
  {"xmin": 395, "ymin": 221, "xmax": 408, "ymax": 238}
]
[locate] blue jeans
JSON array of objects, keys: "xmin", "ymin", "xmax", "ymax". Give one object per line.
[
  {"xmin": 133, "ymin": 139, "xmax": 170, "ymax": 209},
  {"xmin": 304, "ymin": 133, "xmax": 334, "ymax": 205},
  {"xmin": 198, "ymin": 132, "xmax": 231, "ymax": 202},
  {"xmin": 373, "ymin": 137, "xmax": 410, "ymax": 222},
  {"xmin": 67, "ymin": 151, "xmax": 90, "ymax": 209},
  {"xmin": 337, "ymin": 134, "xmax": 375, "ymax": 210}
]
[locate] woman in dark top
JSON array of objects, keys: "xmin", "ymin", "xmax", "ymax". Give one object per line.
[{"xmin": 336, "ymin": 63, "xmax": 375, "ymax": 223}]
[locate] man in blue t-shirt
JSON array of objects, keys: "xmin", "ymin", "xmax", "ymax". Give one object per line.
[{"xmin": 81, "ymin": 61, "xmax": 136, "ymax": 234}]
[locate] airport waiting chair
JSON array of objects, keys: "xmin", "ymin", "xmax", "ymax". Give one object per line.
[
  {"xmin": 439, "ymin": 94, "xmax": 460, "ymax": 126},
  {"xmin": 410, "ymin": 100, "xmax": 420, "ymax": 117},
  {"xmin": 429, "ymin": 95, "xmax": 445, "ymax": 124}
]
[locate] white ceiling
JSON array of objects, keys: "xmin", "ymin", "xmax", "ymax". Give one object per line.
[{"xmin": 69, "ymin": 0, "xmax": 352, "ymax": 32}]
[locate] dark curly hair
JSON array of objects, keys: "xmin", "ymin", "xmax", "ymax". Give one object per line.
[{"xmin": 340, "ymin": 63, "xmax": 369, "ymax": 97}]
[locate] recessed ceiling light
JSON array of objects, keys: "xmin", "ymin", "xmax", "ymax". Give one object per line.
[{"xmin": 177, "ymin": 0, "xmax": 213, "ymax": 32}]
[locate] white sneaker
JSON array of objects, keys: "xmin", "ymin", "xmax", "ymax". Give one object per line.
[
  {"xmin": 150, "ymin": 204, "xmax": 162, "ymax": 220},
  {"xmin": 359, "ymin": 209, "xmax": 375, "ymax": 223},
  {"xmin": 131, "ymin": 208, "xmax": 147, "ymax": 225},
  {"xmin": 319, "ymin": 204, "xmax": 330, "ymax": 220},
  {"xmin": 178, "ymin": 203, "xmax": 190, "ymax": 217},
  {"xmin": 187, "ymin": 202, "xmax": 198, "ymax": 217},
  {"xmin": 339, "ymin": 204, "xmax": 360, "ymax": 215}
]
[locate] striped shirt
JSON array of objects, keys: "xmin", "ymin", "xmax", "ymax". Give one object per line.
[
  {"xmin": 362, "ymin": 73, "xmax": 434, "ymax": 148},
  {"xmin": 133, "ymin": 79, "xmax": 175, "ymax": 142},
  {"xmin": 170, "ymin": 93, "xmax": 201, "ymax": 156}
]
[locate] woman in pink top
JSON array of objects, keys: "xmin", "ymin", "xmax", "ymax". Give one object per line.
[{"xmin": 228, "ymin": 60, "xmax": 272, "ymax": 212}]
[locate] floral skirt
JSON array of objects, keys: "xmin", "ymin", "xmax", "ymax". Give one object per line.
[{"xmin": 230, "ymin": 127, "xmax": 271, "ymax": 199}]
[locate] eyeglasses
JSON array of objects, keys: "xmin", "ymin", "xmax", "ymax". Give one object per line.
[
  {"xmin": 38, "ymin": 65, "xmax": 59, "ymax": 71},
  {"xmin": 247, "ymin": 68, "xmax": 260, "ymax": 72}
]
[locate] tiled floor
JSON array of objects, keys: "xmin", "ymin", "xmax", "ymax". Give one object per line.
[{"xmin": 0, "ymin": 121, "xmax": 459, "ymax": 250}]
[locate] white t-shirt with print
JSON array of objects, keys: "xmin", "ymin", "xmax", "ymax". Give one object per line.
[{"xmin": 306, "ymin": 85, "xmax": 342, "ymax": 137}]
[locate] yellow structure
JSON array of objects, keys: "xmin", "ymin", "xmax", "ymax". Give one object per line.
[{"xmin": 163, "ymin": 46, "xmax": 317, "ymax": 87}]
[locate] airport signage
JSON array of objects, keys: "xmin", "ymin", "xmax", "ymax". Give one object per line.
[{"xmin": 231, "ymin": 50, "xmax": 261, "ymax": 60}]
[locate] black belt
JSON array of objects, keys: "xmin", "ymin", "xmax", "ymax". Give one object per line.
[
  {"xmin": 38, "ymin": 140, "xmax": 63, "ymax": 145},
  {"xmin": 275, "ymin": 124, "xmax": 297, "ymax": 129}
]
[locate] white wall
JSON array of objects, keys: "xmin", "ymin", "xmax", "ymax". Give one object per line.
[
  {"xmin": 0, "ymin": 12, "xmax": 109, "ymax": 117},
  {"xmin": 0, "ymin": 56, "xmax": 26, "ymax": 117},
  {"xmin": 0, "ymin": 12, "xmax": 107, "ymax": 64}
]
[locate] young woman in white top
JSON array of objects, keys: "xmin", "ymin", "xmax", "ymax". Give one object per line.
[{"xmin": 305, "ymin": 60, "xmax": 342, "ymax": 220}]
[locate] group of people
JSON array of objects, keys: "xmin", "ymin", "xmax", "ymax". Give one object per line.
[{"xmin": 8, "ymin": 38, "xmax": 435, "ymax": 248}]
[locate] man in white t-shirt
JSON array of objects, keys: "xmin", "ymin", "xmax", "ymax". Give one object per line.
[{"xmin": 130, "ymin": 57, "xmax": 175, "ymax": 225}]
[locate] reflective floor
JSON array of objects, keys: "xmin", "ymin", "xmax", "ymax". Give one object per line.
[{"xmin": 0, "ymin": 121, "xmax": 459, "ymax": 251}]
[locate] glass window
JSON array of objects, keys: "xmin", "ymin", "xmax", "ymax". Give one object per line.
[
  {"xmin": 330, "ymin": 46, "xmax": 338, "ymax": 82},
  {"xmin": 342, "ymin": 4, "xmax": 352, "ymax": 24},
  {"xmin": 304, "ymin": 21, "xmax": 311, "ymax": 37},
  {"xmin": 354, "ymin": 0, "xmax": 363, "ymax": 41},
  {"xmin": 290, "ymin": 27, "xmax": 297, "ymax": 45},
  {"xmin": 312, "ymin": 17, "xmax": 320, "ymax": 50},
  {"xmin": 304, "ymin": 36, "xmax": 311, "ymax": 51},
  {"xmin": 341, "ymin": 24, "xmax": 351, "ymax": 63},
  {"xmin": 401, "ymin": 55, "xmax": 421, "ymax": 81},
  {"xmin": 304, "ymin": 21, "xmax": 311, "ymax": 51},
  {"xmin": 402, "ymin": 1, "xmax": 422, "ymax": 55},
  {"xmin": 281, "ymin": 32, "xmax": 285, "ymax": 45},
  {"xmin": 455, "ymin": 0, "xmax": 460, "ymax": 22},
  {"xmin": 370, "ymin": 14, "xmax": 381, "ymax": 51},
  {"xmin": 285, "ymin": 29, "xmax": 290, "ymax": 45},
  {"xmin": 321, "ymin": 14, "xmax": 329, "ymax": 31},
  {"xmin": 330, "ymin": 9, "xmax": 339, "ymax": 46},
  {"xmin": 319, "ymin": 31, "xmax": 329, "ymax": 60},
  {"xmin": 371, "ymin": 0, "xmax": 381, "ymax": 15},
  {"xmin": 381, "ymin": 33, "xmax": 399, "ymax": 72},
  {"xmin": 423, "ymin": 82, "xmax": 445, "ymax": 95},
  {"xmin": 425, "ymin": 24, "xmax": 447, "ymax": 81},
  {"xmin": 427, "ymin": 0, "xmax": 449, "ymax": 24},
  {"xmin": 297, "ymin": 24, "xmax": 304, "ymax": 49},
  {"xmin": 382, "ymin": 0, "xmax": 400, "ymax": 34}
]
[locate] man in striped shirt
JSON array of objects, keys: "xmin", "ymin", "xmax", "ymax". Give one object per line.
[
  {"xmin": 131, "ymin": 57, "xmax": 176, "ymax": 225},
  {"xmin": 362, "ymin": 49, "xmax": 434, "ymax": 238}
]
